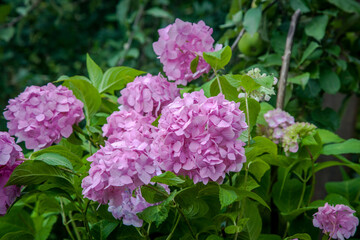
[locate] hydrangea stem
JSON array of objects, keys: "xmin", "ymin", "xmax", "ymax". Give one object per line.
[
  {"xmin": 245, "ymin": 93, "xmax": 251, "ymax": 145},
  {"xmin": 60, "ymin": 198, "xmax": 76, "ymax": 240},
  {"xmin": 215, "ymin": 70, "xmax": 223, "ymax": 94},
  {"xmin": 166, "ymin": 214, "xmax": 181, "ymax": 240}
]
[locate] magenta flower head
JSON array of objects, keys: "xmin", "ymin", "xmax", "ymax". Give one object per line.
[
  {"xmin": 4, "ymin": 83, "xmax": 84, "ymax": 151},
  {"xmin": 0, "ymin": 132, "xmax": 23, "ymax": 166},
  {"xmin": 263, "ymin": 108, "xmax": 295, "ymax": 143},
  {"xmin": 313, "ymin": 203, "xmax": 359, "ymax": 240},
  {"xmin": 0, "ymin": 161, "xmax": 22, "ymax": 215},
  {"xmin": 118, "ymin": 73, "xmax": 180, "ymax": 117},
  {"xmin": 102, "ymin": 110, "xmax": 157, "ymax": 144},
  {"xmin": 152, "ymin": 90, "xmax": 247, "ymax": 184},
  {"xmin": 81, "ymin": 141, "xmax": 160, "ymax": 204},
  {"xmin": 153, "ymin": 19, "xmax": 221, "ymax": 85}
]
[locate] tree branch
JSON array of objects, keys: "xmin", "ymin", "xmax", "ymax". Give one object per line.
[{"xmin": 276, "ymin": 9, "xmax": 301, "ymax": 109}]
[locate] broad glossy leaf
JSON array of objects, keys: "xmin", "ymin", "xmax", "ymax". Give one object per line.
[
  {"xmin": 141, "ymin": 184, "xmax": 169, "ymax": 204},
  {"xmin": 322, "ymin": 138, "xmax": 360, "ymax": 155},
  {"xmin": 86, "ymin": 54, "xmax": 103, "ymax": 87},
  {"xmin": 210, "ymin": 76, "xmax": 239, "ymax": 102},
  {"xmin": 327, "ymin": 0, "xmax": 360, "ymax": 14},
  {"xmin": 288, "ymin": 73, "xmax": 310, "ymax": 90},
  {"xmin": 31, "ymin": 153, "xmax": 73, "ymax": 170},
  {"xmin": 325, "ymin": 178, "xmax": 360, "ymax": 201},
  {"xmin": 243, "ymin": 7, "xmax": 262, "ymax": 35},
  {"xmin": 137, "ymin": 205, "xmax": 168, "ymax": 227},
  {"xmin": 319, "ymin": 67, "xmax": 340, "ymax": 94},
  {"xmin": 305, "ymin": 15, "xmax": 328, "ymax": 41},
  {"xmin": 151, "ymin": 171, "xmax": 185, "ymax": 186},
  {"xmin": 203, "ymin": 46, "xmax": 232, "ymax": 71},
  {"xmin": 219, "ymin": 185, "xmax": 238, "ymax": 209},
  {"xmin": 317, "ymin": 129, "xmax": 344, "ymax": 144}
]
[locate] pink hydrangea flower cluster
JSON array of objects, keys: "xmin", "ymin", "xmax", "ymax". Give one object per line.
[
  {"xmin": 0, "ymin": 161, "xmax": 22, "ymax": 215},
  {"xmin": 102, "ymin": 109, "xmax": 157, "ymax": 144},
  {"xmin": 4, "ymin": 83, "xmax": 84, "ymax": 151},
  {"xmin": 264, "ymin": 108, "xmax": 295, "ymax": 143},
  {"xmin": 81, "ymin": 141, "xmax": 160, "ymax": 204},
  {"xmin": 118, "ymin": 73, "xmax": 180, "ymax": 117},
  {"xmin": 0, "ymin": 132, "xmax": 23, "ymax": 166},
  {"xmin": 151, "ymin": 90, "xmax": 247, "ymax": 184},
  {"xmin": 313, "ymin": 203, "xmax": 359, "ymax": 240},
  {"xmin": 153, "ymin": 19, "xmax": 221, "ymax": 85}
]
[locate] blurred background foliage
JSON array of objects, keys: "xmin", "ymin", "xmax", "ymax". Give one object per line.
[{"xmin": 1, "ymin": 0, "xmax": 359, "ymax": 135}]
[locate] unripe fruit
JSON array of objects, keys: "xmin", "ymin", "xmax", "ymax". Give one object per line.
[{"xmin": 238, "ymin": 32, "xmax": 264, "ymax": 57}]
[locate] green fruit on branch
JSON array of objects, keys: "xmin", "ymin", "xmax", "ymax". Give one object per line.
[{"xmin": 238, "ymin": 32, "xmax": 264, "ymax": 57}]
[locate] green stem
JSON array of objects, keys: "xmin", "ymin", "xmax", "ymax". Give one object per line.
[
  {"xmin": 147, "ymin": 222, "xmax": 152, "ymax": 237},
  {"xmin": 234, "ymin": 166, "xmax": 249, "ymax": 240},
  {"xmin": 282, "ymin": 221, "xmax": 290, "ymax": 238},
  {"xmin": 83, "ymin": 199, "xmax": 92, "ymax": 240},
  {"xmin": 215, "ymin": 70, "xmax": 223, "ymax": 94},
  {"xmin": 334, "ymin": 154, "xmax": 353, "ymax": 165},
  {"xmin": 305, "ymin": 147, "xmax": 316, "ymax": 204},
  {"xmin": 166, "ymin": 214, "xmax": 181, "ymax": 240},
  {"xmin": 60, "ymin": 198, "xmax": 76, "ymax": 240},
  {"xmin": 297, "ymin": 179, "xmax": 306, "ymax": 209},
  {"xmin": 245, "ymin": 93, "xmax": 251, "ymax": 145},
  {"xmin": 69, "ymin": 211, "xmax": 82, "ymax": 240}
]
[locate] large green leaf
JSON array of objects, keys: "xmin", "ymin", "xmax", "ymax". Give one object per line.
[
  {"xmin": 151, "ymin": 171, "xmax": 185, "ymax": 186},
  {"xmin": 59, "ymin": 76, "xmax": 101, "ymax": 122},
  {"xmin": 30, "ymin": 153, "xmax": 73, "ymax": 170},
  {"xmin": 322, "ymin": 138, "xmax": 360, "ymax": 155},
  {"xmin": 288, "ymin": 73, "xmax": 310, "ymax": 90},
  {"xmin": 86, "ymin": 54, "xmax": 103, "ymax": 87},
  {"xmin": 317, "ymin": 129, "xmax": 344, "ymax": 144},
  {"xmin": 141, "ymin": 184, "xmax": 169, "ymax": 204},
  {"xmin": 273, "ymin": 177, "xmax": 303, "ymax": 213},
  {"xmin": 256, "ymin": 102, "xmax": 274, "ymax": 126},
  {"xmin": 0, "ymin": 207, "xmax": 35, "ymax": 237},
  {"xmin": 319, "ymin": 67, "xmax": 340, "ymax": 94},
  {"xmin": 137, "ymin": 205, "xmax": 169, "ymax": 227},
  {"xmin": 6, "ymin": 161, "xmax": 74, "ymax": 190},
  {"xmin": 210, "ymin": 76, "xmax": 239, "ymax": 102},
  {"xmin": 90, "ymin": 220, "xmax": 119, "ymax": 240},
  {"xmin": 98, "ymin": 66, "xmax": 145, "ymax": 94},
  {"xmin": 203, "ymin": 46, "xmax": 232, "ymax": 71},
  {"xmin": 238, "ymin": 199, "xmax": 262, "ymax": 240},
  {"xmin": 284, "ymin": 233, "xmax": 311, "ymax": 240},
  {"xmin": 248, "ymin": 158, "xmax": 270, "ymax": 182},
  {"xmin": 304, "ymin": 15, "xmax": 329, "ymax": 41},
  {"xmin": 219, "ymin": 185, "xmax": 238, "ymax": 209},
  {"xmin": 246, "ymin": 136, "xmax": 277, "ymax": 163},
  {"xmin": 327, "ymin": 0, "xmax": 360, "ymax": 14},
  {"xmin": 325, "ymin": 178, "xmax": 360, "ymax": 201},
  {"xmin": 243, "ymin": 7, "xmax": 262, "ymax": 35}
]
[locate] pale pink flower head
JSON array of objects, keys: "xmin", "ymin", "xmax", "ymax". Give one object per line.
[
  {"xmin": 4, "ymin": 83, "xmax": 84, "ymax": 151},
  {"xmin": 0, "ymin": 132, "xmax": 23, "ymax": 166},
  {"xmin": 102, "ymin": 109, "xmax": 157, "ymax": 144},
  {"xmin": 313, "ymin": 203, "xmax": 359, "ymax": 240},
  {"xmin": 81, "ymin": 141, "xmax": 160, "ymax": 204},
  {"xmin": 118, "ymin": 73, "xmax": 180, "ymax": 117},
  {"xmin": 153, "ymin": 19, "xmax": 221, "ymax": 85},
  {"xmin": 0, "ymin": 161, "xmax": 22, "ymax": 215},
  {"xmin": 263, "ymin": 109, "xmax": 295, "ymax": 143},
  {"xmin": 151, "ymin": 90, "xmax": 247, "ymax": 184}
]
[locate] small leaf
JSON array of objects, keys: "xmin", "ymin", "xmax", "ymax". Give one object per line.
[
  {"xmin": 203, "ymin": 46, "xmax": 232, "ymax": 71},
  {"xmin": 290, "ymin": 0, "xmax": 311, "ymax": 13},
  {"xmin": 151, "ymin": 171, "xmax": 185, "ymax": 186},
  {"xmin": 298, "ymin": 42, "xmax": 319, "ymax": 66},
  {"xmin": 151, "ymin": 115, "xmax": 161, "ymax": 127},
  {"xmin": 137, "ymin": 205, "xmax": 168, "ymax": 227},
  {"xmin": 141, "ymin": 184, "xmax": 169, "ymax": 204},
  {"xmin": 90, "ymin": 220, "xmax": 119, "ymax": 240},
  {"xmin": 86, "ymin": 54, "xmax": 103, "ymax": 87},
  {"xmin": 0, "ymin": 27, "xmax": 15, "ymax": 42},
  {"xmin": 319, "ymin": 67, "xmax": 340, "ymax": 94},
  {"xmin": 239, "ymin": 75, "xmax": 261, "ymax": 94},
  {"xmin": 288, "ymin": 73, "xmax": 310, "ymax": 90},
  {"xmin": 190, "ymin": 55, "xmax": 200, "ymax": 74},
  {"xmin": 243, "ymin": 7, "xmax": 262, "ymax": 35},
  {"xmin": 219, "ymin": 186, "xmax": 238, "ymax": 209},
  {"xmin": 305, "ymin": 15, "xmax": 329, "ymax": 41},
  {"xmin": 225, "ymin": 225, "xmax": 239, "ymax": 234},
  {"xmin": 285, "ymin": 233, "xmax": 311, "ymax": 240}
]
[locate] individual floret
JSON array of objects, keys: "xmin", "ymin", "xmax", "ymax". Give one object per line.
[
  {"xmin": 153, "ymin": 19, "xmax": 221, "ymax": 85},
  {"xmin": 151, "ymin": 90, "xmax": 247, "ymax": 184},
  {"xmin": 313, "ymin": 203, "xmax": 359, "ymax": 240},
  {"xmin": 118, "ymin": 73, "xmax": 180, "ymax": 117},
  {"xmin": 4, "ymin": 83, "xmax": 84, "ymax": 151}
]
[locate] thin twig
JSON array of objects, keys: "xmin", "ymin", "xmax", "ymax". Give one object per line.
[
  {"xmin": 276, "ymin": 9, "xmax": 301, "ymax": 109},
  {"xmin": 117, "ymin": 2, "xmax": 146, "ymax": 66},
  {"xmin": 0, "ymin": 0, "xmax": 41, "ymax": 29},
  {"xmin": 230, "ymin": 28, "xmax": 245, "ymax": 51}
]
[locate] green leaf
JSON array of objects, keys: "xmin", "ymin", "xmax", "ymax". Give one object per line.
[
  {"xmin": 326, "ymin": 178, "xmax": 360, "ymax": 202},
  {"xmin": 30, "ymin": 145, "xmax": 83, "ymax": 169},
  {"xmin": 322, "ymin": 138, "xmax": 360, "ymax": 155},
  {"xmin": 151, "ymin": 171, "xmax": 185, "ymax": 186},
  {"xmin": 305, "ymin": 15, "xmax": 329, "ymax": 41},
  {"xmin": 319, "ymin": 67, "xmax": 340, "ymax": 94},
  {"xmin": 86, "ymin": 54, "xmax": 103, "ymax": 87},
  {"xmin": 225, "ymin": 225, "xmax": 240, "ymax": 234},
  {"xmin": 141, "ymin": 184, "xmax": 169, "ymax": 204},
  {"xmin": 288, "ymin": 73, "xmax": 310, "ymax": 90},
  {"xmin": 239, "ymin": 98, "xmax": 260, "ymax": 132},
  {"xmin": 273, "ymin": 178, "xmax": 303, "ymax": 213},
  {"xmin": 6, "ymin": 161, "xmax": 74, "ymax": 190},
  {"xmin": 151, "ymin": 115, "xmax": 161, "ymax": 127},
  {"xmin": 206, "ymin": 235, "xmax": 224, "ymax": 240},
  {"xmin": 248, "ymin": 159, "xmax": 270, "ymax": 182},
  {"xmin": 246, "ymin": 136, "xmax": 277, "ymax": 163},
  {"xmin": 285, "ymin": 233, "xmax": 311, "ymax": 240},
  {"xmin": 239, "ymin": 75, "xmax": 261, "ymax": 94},
  {"xmin": 146, "ymin": 7, "xmax": 173, "ymax": 19},
  {"xmin": 298, "ymin": 42, "xmax": 319, "ymax": 66},
  {"xmin": 137, "ymin": 205, "xmax": 168, "ymax": 227},
  {"xmin": 317, "ymin": 129, "xmax": 344, "ymax": 144},
  {"xmin": 0, "ymin": 231, "xmax": 34, "ymax": 240},
  {"xmin": 0, "ymin": 27, "xmax": 15, "ymax": 42},
  {"xmin": 325, "ymin": 193, "xmax": 350, "ymax": 206},
  {"xmin": 243, "ymin": 7, "xmax": 262, "ymax": 35},
  {"xmin": 210, "ymin": 76, "xmax": 239, "ymax": 102},
  {"xmin": 90, "ymin": 220, "xmax": 119, "ymax": 240},
  {"xmin": 190, "ymin": 55, "xmax": 200, "ymax": 74},
  {"xmin": 33, "ymin": 215, "xmax": 57, "ymax": 240},
  {"xmin": 256, "ymin": 102, "xmax": 274, "ymax": 126},
  {"xmin": 31, "ymin": 153, "xmax": 73, "ymax": 170},
  {"xmin": 219, "ymin": 186, "xmax": 238, "ymax": 209},
  {"xmin": 290, "ymin": 0, "xmax": 310, "ymax": 13},
  {"xmin": 98, "ymin": 66, "xmax": 145, "ymax": 94},
  {"xmin": 238, "ymin": 199, "xmax": 262, "ymax": 240},
  {"xmin": 327, "ymin": 0, "xmax": 360, "ymax": 14},
  {"xmin": 59, "ymin": 76, "xmax": 101, "ymax": 122},
  {"xmin": 203, "ymin": 46, "xmax": 232, "ymax": 71},
  {"xmin": 0, "ymin": 207, "xmax": 35, "ymax": 237}
]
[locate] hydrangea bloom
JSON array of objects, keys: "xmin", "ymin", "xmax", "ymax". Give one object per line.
[
  {"xmin": 238, "ymin": 68, "xmax": 278, "ymax": 102},
  {"xmin": 282, "ymin": 122, "xmax": 316, "ymax": 153},
  {"xmin": 108, "ymin": 185, "xmax": 170, "ymax": 227},
  {"xmin": 0, "ymin": 132, "xmax": 23, "ymax": 166},
  {"xmin": 313, "ymin": 203, "xmax": 359, "ymax": 240},
  {"xmin": 82, "ymin": 141, "xmax": 160, "ymax": 204},
  {"xmin": 152, "ymin": 90, "xmax": 247, "ymax": 184},
  {"xmin": 264, "ymin": 109, "xmax": 295, "ymax": 144},
  {"xmin": 4, "ymin": 83, "xmax": 84, "ymax": 150},
  {"xmin": 0, "ymin": 161, "xmax": 22, "ymax": 215},
  {"xmin": 102, "ymin": 110, "xmax": 157, "ymax": 144},
  {"xmin": 118, "ymin": 73, "xmax": 180, "ymax": 117},
  {"xmin": 153, "ymin": 19, "xmax": 221, "ymax": 85}
]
